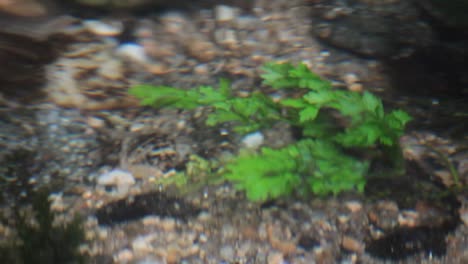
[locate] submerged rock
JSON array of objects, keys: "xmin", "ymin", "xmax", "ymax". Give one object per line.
[{"xmin": 95, "ymin": 191, "xmax": 201, "ymax": 225}]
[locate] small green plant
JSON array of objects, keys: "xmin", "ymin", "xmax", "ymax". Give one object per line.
[
  {"xmin": 129, "ymin": 62, "xmax": 411, "ymax": 201},
  {"xmin": 131, "ymin": 78, "xmax": 281, "ymax": 134},
  {"xmin": 0, "ymin": 189, "xmax": 87, "ymax": 264},
  {"xmin": 224, "ymin": 139, "xmax": 369, "ymax": 201},
  {"xmin": 154, "ymin": 154, "xmax": 226, "ymax": 194}
]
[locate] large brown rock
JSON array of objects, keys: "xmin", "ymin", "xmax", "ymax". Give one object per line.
[
  {"xmin": 310, "ymin": 0, "xmax": 433, "ymax": 58},
  {"xmin": 310, "ymin": 0, "xmax": 468, "ymax": 95}
]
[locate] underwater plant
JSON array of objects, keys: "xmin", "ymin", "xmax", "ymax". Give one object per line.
[{"xmin": 129, "ymin": 62, "xmax": 411, "ymax": 201}]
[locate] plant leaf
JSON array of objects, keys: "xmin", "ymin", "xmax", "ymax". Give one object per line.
[{"xmin": 299, "ymin": 106, "xmax": 319, "ymax": 123}]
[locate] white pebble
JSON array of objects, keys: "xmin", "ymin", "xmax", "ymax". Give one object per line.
[
  {"xmin": 132, "ymin": 235, "xmax": 156, "ymax": 254},
  {"xmin": 343, "ymin": 73, "xmax": 359, "ymax": 85},
  {"xmin": 97, "ymin": 169, "xmax": 135, "ymax": 196},
  {"xmin": 215, "ymin": 5, "xmax": 237, "ymax": 22},
  {"xmin": 116, "ymin": 43, "xmax": 148, "ymax": 64},
  {"xmin": 114, "ymin": 249, "xmax": 134, "ymax": 263},
  {"xmin": 241, "ymin": 131, "xmax": 264, "ymax": 149},
  {"xmin": 83, "ymin": 20, "xmax": 123, "ymax": 36}
]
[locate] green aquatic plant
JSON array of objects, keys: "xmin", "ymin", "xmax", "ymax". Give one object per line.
[
  {"xmin": 153, "ymin": 154, "xmax": 226, "ymax": 195},
  {"xmin": 224, "ymin": 139, "xmax": 368, "ymax": 201},
  {"xmin": 260, "ymin": 62, "xmax": 411, "ymax": 148},
  {"xmin": 129, "ymin": 62, "xmax": 411, "ymax": 201},
  {"xmin": 0, "ymin": 189, "xmax": 87, "ymax": 264},
  {"xmin": 130, "ymin": 78, "xmax": 281, "ymax": 134}
]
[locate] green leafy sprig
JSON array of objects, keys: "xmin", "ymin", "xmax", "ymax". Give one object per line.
[
  {"xmin": 129, "ymin": 62, "xmax": 411, "ymax": 201},
  {"xmin": 261, "ymin": 62, "xmax": 412, "ymax": 147},
  {"xmin": 129, "ymin": 79, "xmax": 281, "ymax": 134},
  {"xmin": 224, "ymin": 139, "xmax": 368, "ymax": 201}
]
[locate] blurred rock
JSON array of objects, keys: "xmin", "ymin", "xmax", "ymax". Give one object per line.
[
  {"xmin": 310, "ymin": 0, "xmax": 433, "ymax": 58},
  {"xmin": 0, "ymin": 0, "xmax": 49, "ymax": 17},
  {"xmin": 0, "ymin": 31, "xmax": 55, "ymax": 99},
  {"xmin": 0, "ymin": 3, "xmax": 75, "ymax": 101},
  {"xmin": 309, "ymin": 0, "xmax": 468, "ymax": 95},
  {"xmin": 416, "ymin": 0, "xmax": 468, "ymax": 28}
]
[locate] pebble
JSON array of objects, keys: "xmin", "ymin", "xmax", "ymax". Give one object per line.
[
  {"xmin": 267, "ymin": 224, "xmax": 297, "ymax": 255},
  {"xmin": 247, "ymin": 244, "xmax": 264, "ymax": 260},
  {"xmin": 128, "ymin": 164, "xmax": 163, "ymax": 179},
  {"xmin": 460, "ymin": 206, "xmax": 468, "ymax": 226},
  {"xmin": 184, "ymin": 38, "xmax": 218, "ymax": 62},
  {"xmin": 215, "ymin": 5, "xmax": 237, "ymax": 22},
  {"xmin": 343, "ymin": 73, "xmax": 363, "ymax": 92},
  {"xmin": 142, "ymin": 216, "xmax": 160, "ymax": 226},
  {"xmin": 220, "ymin": 245, "xmax": 235, "ymax": 260},
  {"xmin": 235, "ymin": 15, "xmax": 259, "ymax": 30},
  {"xmin": 348, "ymin": 83, "xmax": 363, "ymax": 92},
  {"xmin": 132, "ymin": 235, "xmax": 157, "ymax": 255},
  {"xmin": 141, "ymin": 39, "xmax": 177, "ymax": 58},
  {"xmin": 114, "ymin": 249, "xmax": 134, "ymax": 263},
  {"xmin": 98, "ymin": 59, "xmax": 124, "ymax": 80},
  {"xmin": 160, "ymin": 12, "xmax": 188, "ymax": 34},
  {"xmin": 193, "ymin": 64, "xmax": 210, "ymax": 75},
  {"xmin": 221, "ymin": 224, "xmax": 237, "ymax": 239},
  {"xmin": 115, "ymin": 43, "xmax": 149, "ymax": 64},
  {"xmin": 345, "ymin": 201, "xmax": 363, "ymax": 213},
  {"xmin": 49, "ymin": 192, "xmax": 66, "ymax": 211},
  {"xmin": 337, "ymin": 214, "xmax": 350, "ymax": 224},
  {"xmin": 164, "ymin": 246, "xmax": 182, "ymax": 264},
  {"xmin": 197, "ymin": 211, "xmax": 212, "ymax": 222},
  {"xmin": 83, "ymin": 20, "xmax": 123, "ymax": 36},
  {"xmin": 341, "ymin": 236, "xmax": 364, "ymax": 254},
  {"xmin": 277, "ymin": 29, "xmax": 294, "ymax": 43},
  {"xmin": 241, "ymin": 131, "xmax": 264, "ymax": 149},
  {"xmin": 84, "ymin": 229, "xmax": 95, "ymax": 241},
  {"xmin": 96, "ymin": 227, "xmax": 109, "ymax": 240},
  {"xmin": 398, "ymin": 209, "xmax": 419, "ymax": 227},
  {"xmin": 160, "ymin": 218, "xmax": 177, "ymax": 232},
  {"xmin": 96, "ymin": 169, "xmax": 136, "ymax": 196},
  {"xmin": 144, "ymin": 63, "xmax": 172, "ymax": 75},
  {"xmin": 86, "ymin": 116, "xmax": 106, "ymax": 128},
  {"xmin": 267, "ymin": 252, "xmax": 285, "ymax": 264},
  {"xmin": 129, "ymin": 123, "xmax": 145, "ymax": 132},
  {"xmin": 198, "ymin": 233, "xmax": 208, "ymax": 243},
  {"xmin": 368, "ymin": 201, "xmax": 399, "ymax": 230},
  {"xmin": 215, "ymin": 28, "xmax": 238, "ymax": 48}
]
